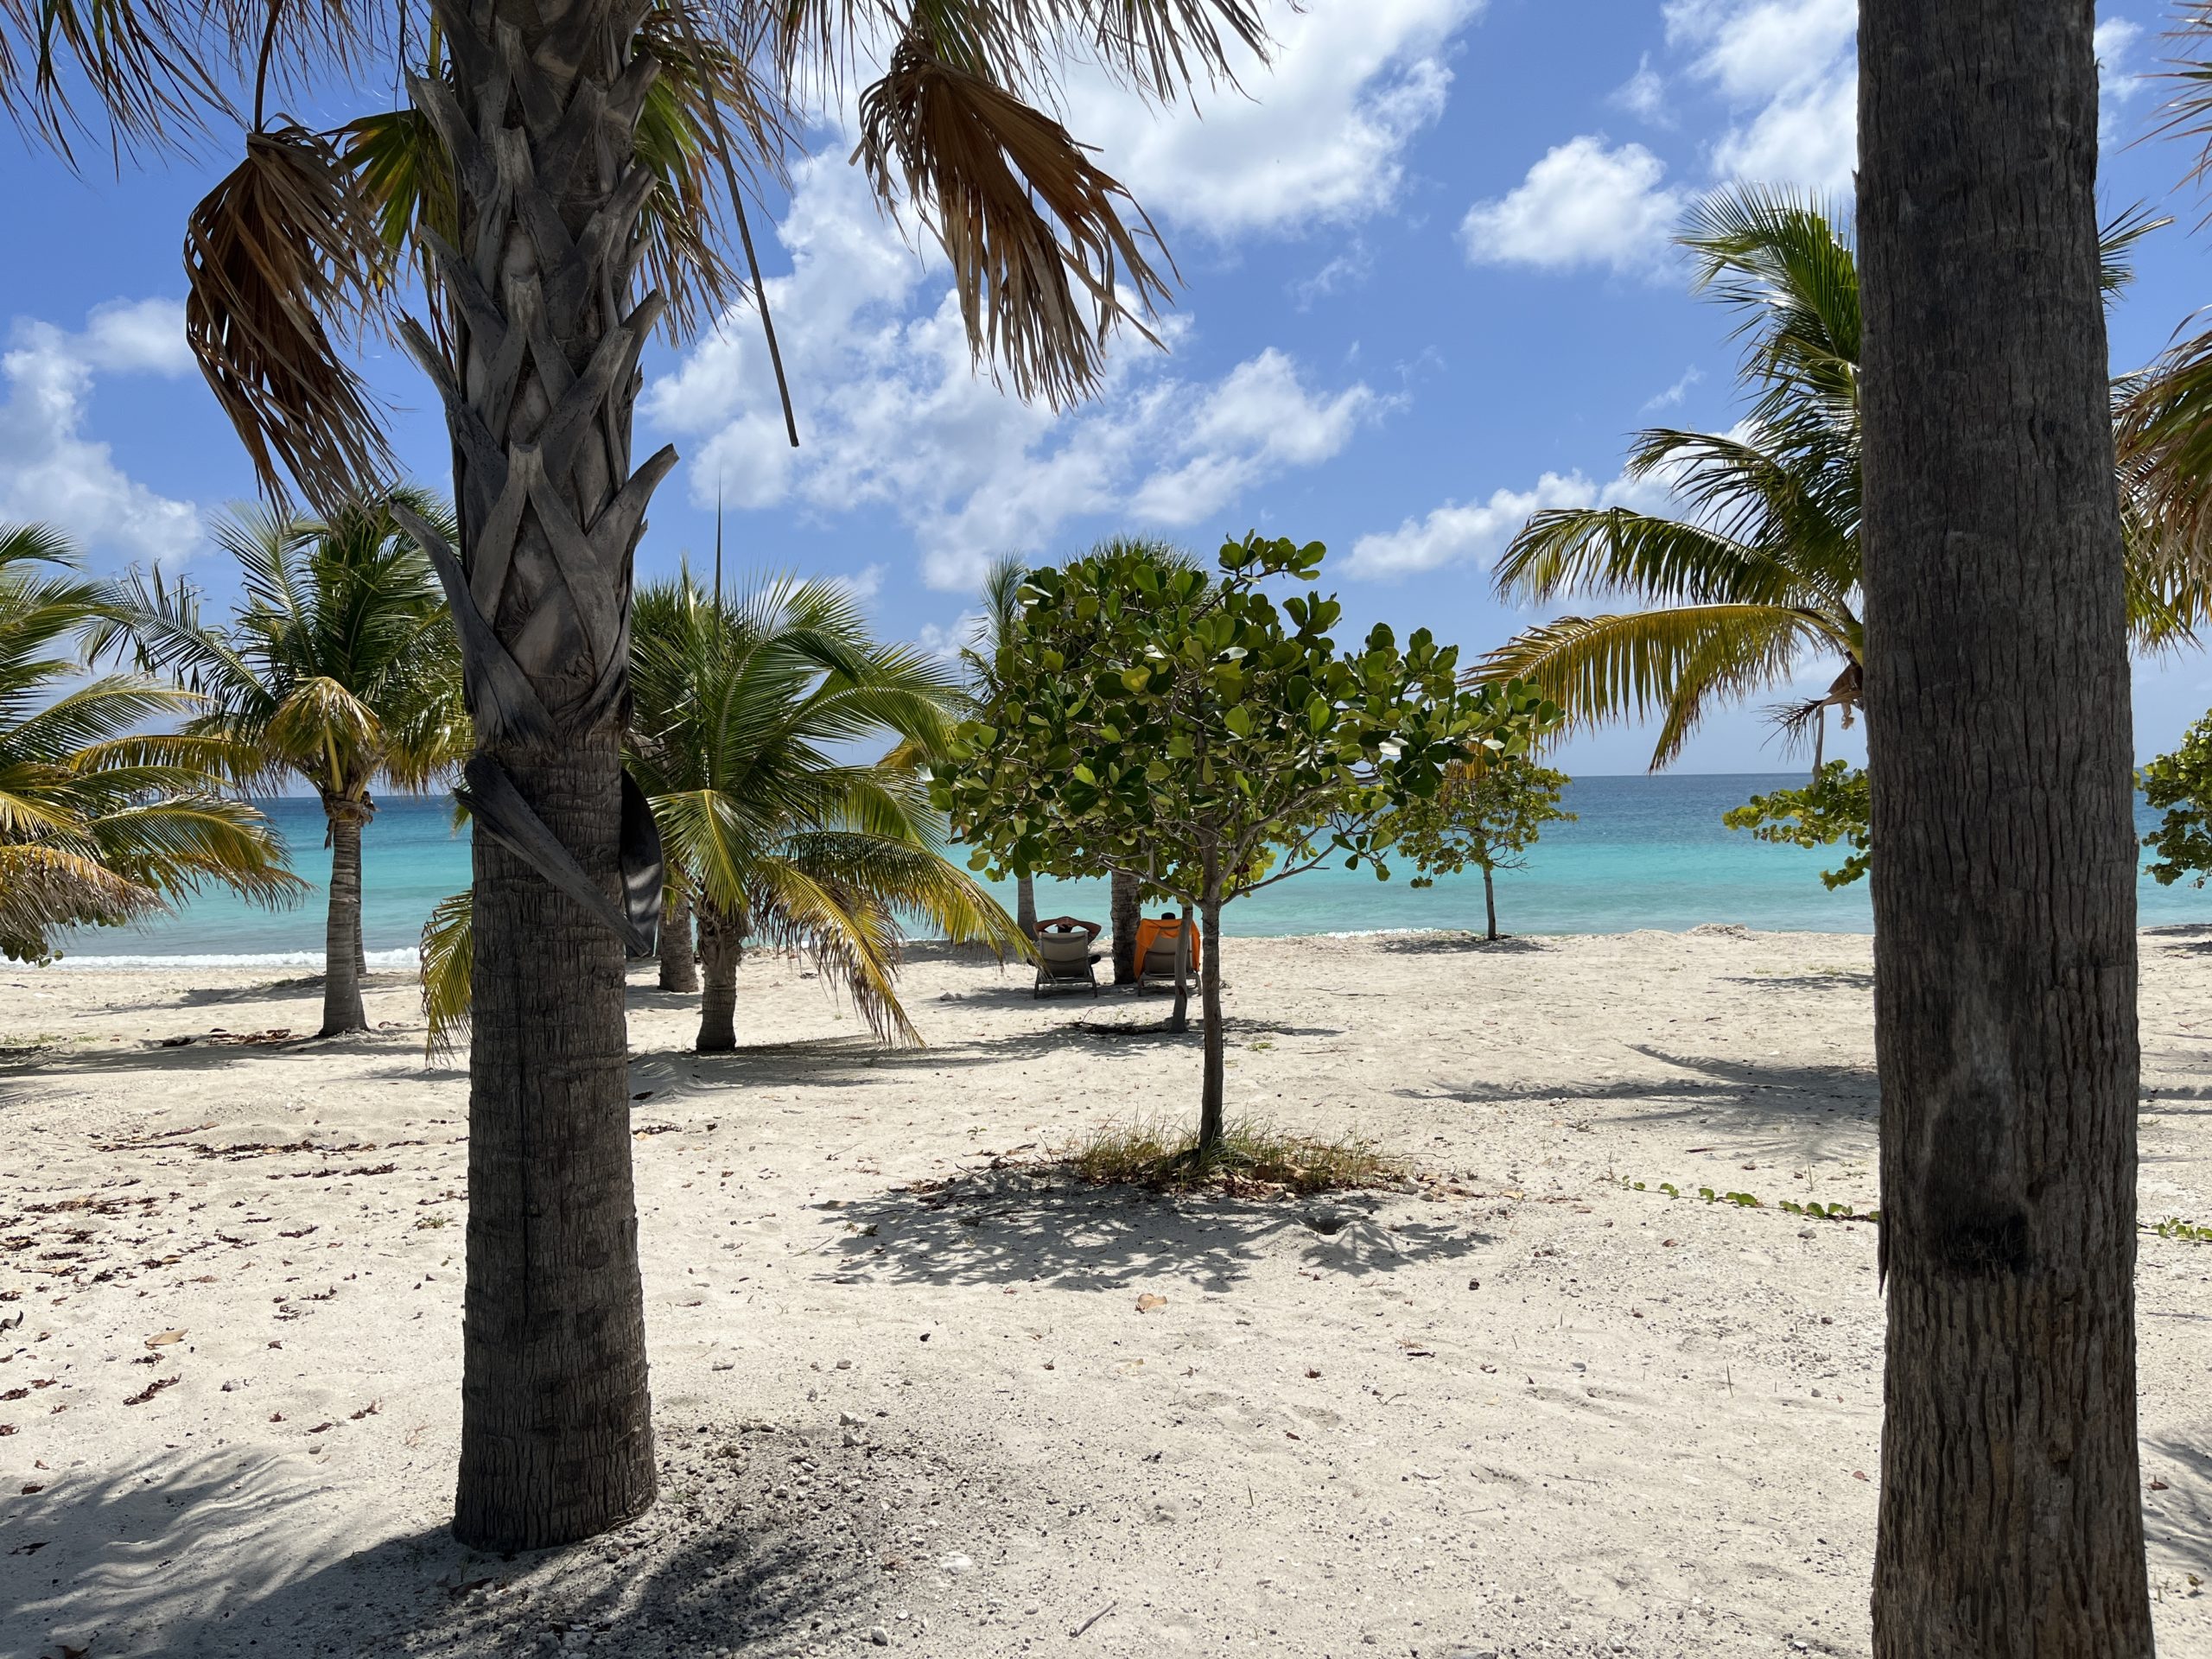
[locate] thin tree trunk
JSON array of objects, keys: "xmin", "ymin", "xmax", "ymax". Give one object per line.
[
  {"xmin": 1197, "ymin": 882, "xmax": 1225, "ymax": 1155},
  {"xmin": 1015, "ymin": 872, "xmax": 1038, "ymax": 938},
  {"xmin": 413, "ymin": 0, "xmax": 664, "ymax": 1551},
  {"xmin": 1110, "ymin": 869, "xmax": 1141, "ymax": 984},
  {"xmin": 658, "ymin": 884, "xmax": 697, "ymax": 993},
  {"xmin": 1859, "ymin": 3, "xmax": 2152, "ymax": 1652},
  {"xmin": 696, "ymin": 906, "xmax": 741, "ymax": 1053},
  {"xmin": 1166, "ymin": 900, "xmax": 1192, "ymax": 1034},
  {"xmin": 321, "ymin": 805, "xmax": 367, "ymax": 1036},
  {"xmin": 1481, "ymin": 864, "xmax": 1498, "ymax": 943}
]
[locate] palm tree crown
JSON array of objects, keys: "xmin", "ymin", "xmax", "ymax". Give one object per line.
[{"xmin": 0, "ymin": 524, "xmax": 300, "ymax": 963}]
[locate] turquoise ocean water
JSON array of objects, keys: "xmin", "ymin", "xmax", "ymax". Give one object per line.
[{"xmin": 42, "ymin": 773, "xmax": 2210, "ymax": 966}]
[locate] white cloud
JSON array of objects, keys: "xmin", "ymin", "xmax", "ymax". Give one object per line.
[
  {"xmin": 1459, "ymin": 137, "xmax": 1687, "ymax": 274},
  {"xmin": 830, "ymin": 563, "xmax": 887, "ymax": 606},
  {"xmin": 0, "ymin": 298, "xmax": 201, "ymax": 567},
  {"xmin": 1642, "ymin": 365, "xmax": 1704, "ymax": 412},
  {"xmin": 1665, "ymin": 0, "xmax": 1857, "ymax": 194},
  {"xmin": 645, "ymin": 149, "xmax": 1378, "ymax": 593},
  {"xmin": 1062, "ymin": 0, "xmax": 1481, "ymax": 235},
  {"xmin": 1289, "ymin": 241, "xmax": 1375, "ymax": 308},
  {"xmin": 2096, "ymin": 17, "xmax": 2144, "ymax": 143},
  {"xmin": 1611, "ymin": 54, "xmax": 1671, "ymax": 125},
  {"xmin": 1349, "ymin": 467, "xmax": 1675, "ymax": 578}
]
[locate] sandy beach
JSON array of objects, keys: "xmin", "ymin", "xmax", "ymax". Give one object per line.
[{"xmin": 3, "ymin": 927, "xmax": 2208, "ymax": 1659}]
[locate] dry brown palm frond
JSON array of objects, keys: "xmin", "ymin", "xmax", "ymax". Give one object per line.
[
  {"xmin": 185, "ymin": 122, "xmax": 394, "ymax": 510},
  {"xmin": 1084, "ymin": 0, "xmax": 1268, "ymax": 100},
  {"xmin": 855, "ymin": 28, "xmax": 1173, "ymax": 410}
]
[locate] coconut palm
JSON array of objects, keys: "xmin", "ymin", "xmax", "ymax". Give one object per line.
[
  {"xmin": 93, "ymin": 500, "xmax": 468, "ymax": 1035},
  {"xmin": 0, "ymin": 524, "xmax": 300, "ymax": 963},
  {"xmin": 1484, "ymin": 187, "xmax": 2195, "ymax": 770},
  {"xmin": 963, "ymin": 556, "xmax": 1039, "ymax": 936},
  {"xmin": 631, "ymin": 573, "xmax": 1025, "ymax": 1052},
  {"xmin": 5, "ymin": 0, "xmax": 1270, "ymax": 1549}
]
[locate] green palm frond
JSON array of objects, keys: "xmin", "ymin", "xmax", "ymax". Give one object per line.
[{"xmin": 419, "ymin": 887, "xmax": 473, "ymax": 1058}]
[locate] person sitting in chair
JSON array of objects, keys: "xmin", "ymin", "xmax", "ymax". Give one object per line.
[{"xmin": 1031, "ymin": 916, "xmax": 1105, "ymax": 997}]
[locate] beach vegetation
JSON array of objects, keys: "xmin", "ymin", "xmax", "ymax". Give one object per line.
[
  {"xmin": 937, "ymin": 531, "xmax": 1545, "ymax": 1154},
  {"xmin": 2138, "ymin": 710, "xmax": 2212, "ymax": 887},
  {"xmin": 1721, "ymin": 760, "xmax": 1871, "ymax": 888},
  {"xmin": 0, "ymin": 524, "xmax": 302, "ymax": 964},
  {"xmin": 1481, "ymin": 186, "xmax": 2196, "ymax": 773},
  {"xmin": 1395, "ymin": 684, "xmax": 1574, "ymax": 938},
  {"xmin": 92, "ymin": 499, "xmax": 467, "ymax": 1035},
  {"xmin": 1068, "ymin": 1114, "xmax": 1403, "ymax": 1198}
]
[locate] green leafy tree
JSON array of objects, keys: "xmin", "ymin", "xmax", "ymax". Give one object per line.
[
  {"xmin": 1395, "ymin": 692, "xmax": 1573, "ymax": 940},
  {"xmin": 963, "ymin": 555, "xmax": 1039, "ymax": 938},
  {"xmin": 0, "ymin": 524, "xmax": 301, "ymax": 963},
  {"xmin": 2139, "ymin": 713, "xmax": 2212, "ymax": 887},
  {"xmin": 1721, "ymin": 761, "xmax": 1871, "ymax": 889},
  {"xmin": 1485, "ymin": 187, "xmax": 2194, "ymax": 770},
  {"xmin": 935, "ymin": 532, "xmax": 1543, "ymax": 1153},
  {"xmin": 94, "ymin": 499, "xmax": 468, "ymax": 1035}
]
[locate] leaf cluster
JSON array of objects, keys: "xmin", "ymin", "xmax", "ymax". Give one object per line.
[
  {"xmin": 1720, "ymin": 760, "xmax": 1870, "ymax": 889},
  {"xmin": 1391, "ymin": 697, "xmax": 1573, "ymax": 888},
  {"xmin": 2139, "ymin": 709, "xmax": 2212, "ymax": 887}
]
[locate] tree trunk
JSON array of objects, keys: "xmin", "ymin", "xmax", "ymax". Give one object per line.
[
  {"xmin": 408, "ymin": 0, "xmax": 667, "ymax": 1551},
  {"xmin": 1481, "ymin": 864, "xmax": 1498, "ymax": 943},
  {"xmin": 696, "ymin": 905, "xmax": 741, "ymax": 1053},
  {"xmin": 1166, "ymin": 900, "xmax": 1192, "ymax": 1034},
  {"xmin": 321, "ymin": 804, "xmax": 368, "ymax": 1036},
  {"xmin": 658, "ymin": 884, "xmax": 697, "ymax": 993},
  {"xmin": 1015, "ymin": 872, "xmax": 1038, "ymax": 938},
  {"xmin": 1110, "ymin": 869, "xmax": 1141, "ymax": 984},
  {"xmin": 1197, "ymin": 885, "xmax": 1225, "ymax": 1155},
  {"xmin": 1859, "ymin": 3, "xmax": 2152, "ymax": 1653}
]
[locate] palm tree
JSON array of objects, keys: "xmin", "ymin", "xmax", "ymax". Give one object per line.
[
  {"xmin": 1859, "ymin": 5, "xmax": 2152, "ymax": 1650},
  {"xmin": 963, "ymin": 556, "xmax": 1039, "ymax": 937},
  {"xmin": 632, "ymin": 573, "xmax": 1025, "ymax": 1052},
  {"xmin": 1484, "ymin": 187, "xmax": 2193, "ymax": 770},
  {"xmin": 6, "ymin": 0, "xmax": 1271, "ymax": 1550},
  {"xmin": 94, "ymin": 500, "xmax": 467, "ymax": 1036},
  {"xmin": 0, "ymin": 524, "xmax": 300, "ymax": 963}
]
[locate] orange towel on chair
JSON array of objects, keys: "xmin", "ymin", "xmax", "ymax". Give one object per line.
[{"xmin": 1133, "ymin": 917, "xmax": 1200, "ymax": 971}]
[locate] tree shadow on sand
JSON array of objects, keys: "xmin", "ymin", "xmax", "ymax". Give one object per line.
[
  {"xmin": 1, "ymin": 1434, "xmax": 880, "ymax": 1658},
  {"xmin": 825, "ymin": 1169, "xmax": 1492, "ymax": 1296}
]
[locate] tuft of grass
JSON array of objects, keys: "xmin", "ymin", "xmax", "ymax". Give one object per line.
[{"xmin": 1065, "ymin": 1114, "xmax": 1404, "ymax": 1198}]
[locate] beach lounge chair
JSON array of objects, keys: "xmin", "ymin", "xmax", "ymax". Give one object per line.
[
  {"xmin": 1134, "ymin": 916, "xmax": 1200, "ymax": 991},
  {"xmin": 1033, "ymin": 924, "xmax": 1103, "ymax": 997}
]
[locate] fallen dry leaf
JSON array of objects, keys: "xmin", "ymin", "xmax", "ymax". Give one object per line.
[
  {"xmin": 1853, "ymin": 1471, "xmax": 1869, "ymax": 1481},
  {"xmin": 1135, "ymin": 1294, "xmax": 1167, "ymax": 1313},
  {"xmin": 145, "ymin": 1329, "xmax": 185, "ymax": 1348},
  {"xmin": 2150, "ymin": 1478, "xmax": 2171, "ymax": 1491}
]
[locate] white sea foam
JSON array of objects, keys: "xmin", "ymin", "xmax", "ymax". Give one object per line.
[{"xmin": 35, "ymin": 948, "xmax": 419, "ymax": 972}]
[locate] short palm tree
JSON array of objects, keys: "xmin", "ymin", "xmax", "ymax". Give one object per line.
[
  {"xmin": 94, "ymin": 500, "xmax": 467, "ymax": 1034},
  {"xmin": 632, "ymin": 573, "xmax": 1025, "ymax": 1052},
  {"xmin": 0, "ymin": 524, "xmax": 298, "ymax": 963},
  {"xmin": 1484, "ymin": 187, "xmax": 2195, "ymax": 769}
]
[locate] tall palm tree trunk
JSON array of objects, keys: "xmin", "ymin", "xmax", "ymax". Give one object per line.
[
  {"xmin": 1014, "ymin": 872, "xmax": 1037, "ymax": 938},
  {"xmin": 398, "ymin": 0, "xmax": 666, "ymax": 1551},
  {"xmin": 696, "ymin": 904, "xmax": 742, "ymax": 1052},
  {"xmin": 1859, "ymin": 3, "xmax": 2152, "ymax": 1651},
  {"xmin": 1109, "ymin": 869, "xmax": 1140, "ymax": 984},
  {"xmin": 321, "ymin": 801, "xmax": 368, "ymax": 1035},
  {"xmin": 658, "ymin": 884, "xmax": 698, "ymax": 993}
]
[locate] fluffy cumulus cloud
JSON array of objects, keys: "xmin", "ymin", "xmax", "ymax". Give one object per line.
[
  {"xmin": 1459, "ymin": 137, "xmax": 1687, "ymax": 274},
  {"xmin": 1665, "ymin": 0, "xmax": 1858, "ymax": 194},
  {"xmin": 0, "ymin": 298, "xmax": 202, "ymax": 566},
  {"xmin": 1063, "ymin": 0, "xmax": 1480, "ymax": 236},
  {"xmin": 645, "ymin": 146, "xmax": 1380, "ymax": 592},
  {"xmin": 1347, "ymin": 467, "xmax": 1674, "ymax": 579}
]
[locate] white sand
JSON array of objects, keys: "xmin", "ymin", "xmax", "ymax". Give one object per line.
[{"xmin": 3, "ymin": 927, "xmax": 2208, "ymax": 1659}]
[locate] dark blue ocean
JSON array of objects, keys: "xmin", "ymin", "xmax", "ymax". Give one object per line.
[{"xmin": 42, "ymin": 774, "xmax": 2209, "ymax": 965}]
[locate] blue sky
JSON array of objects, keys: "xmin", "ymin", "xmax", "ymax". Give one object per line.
[{"xmin": 5, "ymin": 0, "xmax": 2209, "ymax": 772}]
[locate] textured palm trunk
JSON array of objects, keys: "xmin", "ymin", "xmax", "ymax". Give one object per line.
[
  {"xmin": 1014, "ymin": 872, "xmax": 1038, "ymax": 938},
  {"xmin": 1197, "ymin": 877, "xmax": 1225, "ymax": 1155},
  {"xmin": 696, "ymin": 905, "xmax": 742, "ymax": 1052},
  {"xmin": 1859, "ymin": 3, "xmax": 2152, "ymax": 1651},
  {"xmin": 658, "ymin": 885, "xmax": 697, "ymax": 993},
  {"xmin": 321, "ymin": 807, "xmax": 367, "ymax": 1035},
  {"xmin": 1109, "ymin": 869, "xmax": 1140, "ymax": 984},
  {"xmin": 401, "ymin": 0, "xmax": 668, "ymax": 1551}
]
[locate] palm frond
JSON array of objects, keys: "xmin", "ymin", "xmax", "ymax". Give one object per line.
[{"xmin": 418, "ymin": 887, "xmax": 472, "ymax": 1058}]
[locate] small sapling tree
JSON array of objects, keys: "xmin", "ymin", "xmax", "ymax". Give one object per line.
[
  {"xmin": 936, "ymin": 532, "xmax": 1545, "ymax": 1154},
  {"xmin": 1396, "ymin": 690, "xmax": 1572, "ymax": 939}
]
